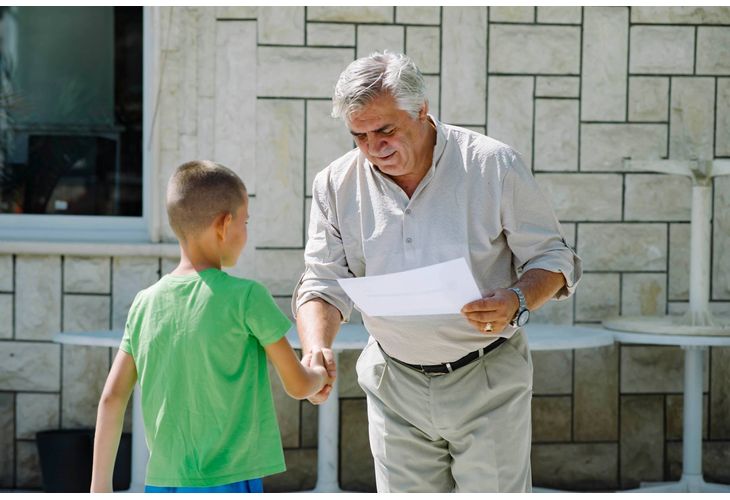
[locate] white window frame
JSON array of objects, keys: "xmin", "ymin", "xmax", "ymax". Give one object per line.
[{"xmin": 0, "ymin": 7, "xmax": 157, "ymax": 243}]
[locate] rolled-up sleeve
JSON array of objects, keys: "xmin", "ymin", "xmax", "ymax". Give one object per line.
[
  {"xmin": 292, "ymin": 169, "xmax": 355, "ymax": 321},
  {"xmin": 500, "ymin": 150, "xmax": 583, "ymax": 299}
]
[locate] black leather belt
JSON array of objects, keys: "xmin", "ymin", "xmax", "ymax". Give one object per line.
[{"xmin": 381, "ymin": 337, "xmax": 508, "ymax": 374}]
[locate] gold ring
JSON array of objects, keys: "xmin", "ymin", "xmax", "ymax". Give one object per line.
[{"xmin": 484, "ymin": 322, "xmax": 493, "ymax": 333}]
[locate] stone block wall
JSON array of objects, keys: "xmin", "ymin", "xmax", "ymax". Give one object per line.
[{"xmin": 1, "ymin": 6, "xmax": 729, "ymax": 491}]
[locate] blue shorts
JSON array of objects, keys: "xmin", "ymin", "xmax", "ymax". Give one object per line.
[{"xmin": 144, "ymin": 478, "xmax": 263, "ymax": 493}]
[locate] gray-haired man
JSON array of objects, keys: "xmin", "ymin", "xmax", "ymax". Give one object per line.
[{"xmin": 294, "ymin": 52, "xmax": 582, "ymax": 492}]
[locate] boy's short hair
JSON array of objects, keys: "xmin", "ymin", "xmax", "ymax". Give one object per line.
[{"xmin": 166, "ymin": 160, "xmax": 247, "ymax": 241}]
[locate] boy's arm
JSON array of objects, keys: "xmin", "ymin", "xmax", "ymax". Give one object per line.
[
  {"xmin": 91, "ymin": 349, "xmax": 137, "ymax": 493},
  {"xmin": 264, "ymin": 337, "xmax": 331, "ymax": 400}
]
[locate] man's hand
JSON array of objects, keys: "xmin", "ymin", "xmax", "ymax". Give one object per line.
[
  {"xmin": 461, "ymin": 288, "xmax": 519, "ymax": 334},
  {"xmin": 301, "ymin": 346, "xmax": 337, "ymax": 405}
]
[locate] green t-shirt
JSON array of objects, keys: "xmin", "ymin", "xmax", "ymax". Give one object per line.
[{"xmin": 119, "ymin": 268, "xmax": 291, "ymax": 487}]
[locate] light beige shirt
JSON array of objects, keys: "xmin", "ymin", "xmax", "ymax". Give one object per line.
[{"xmin": 294, "ymin": 117, "xmax": 582, "ymax": 365}]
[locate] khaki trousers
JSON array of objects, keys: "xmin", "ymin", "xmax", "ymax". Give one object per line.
[{"xmin": 356, "ymin": 330, "xmax": 533, "ymax": 492}]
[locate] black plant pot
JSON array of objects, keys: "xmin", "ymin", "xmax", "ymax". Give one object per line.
[{"xmin": 36, "ymin": 429, "xmax": 131, "ymax": 492}]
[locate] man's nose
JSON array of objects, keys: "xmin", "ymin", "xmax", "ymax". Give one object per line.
[{"xmin": 367, "ymin": 133, "xmax": 387, "ymax": 155}]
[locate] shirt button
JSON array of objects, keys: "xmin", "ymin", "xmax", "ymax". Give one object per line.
[
  {"xmin": 406, "ymin": 237, "xmax": 413, "ymax": 243},
  {"xmin": 405, "ymin": 209, "xmax": 411, "ymax": 215}
]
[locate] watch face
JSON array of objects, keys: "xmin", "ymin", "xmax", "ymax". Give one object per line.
[{"xmin": 516, "ymin": 309, "xmax": 530, "ymax": 327}]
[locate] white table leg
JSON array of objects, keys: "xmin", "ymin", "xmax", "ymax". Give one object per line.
[
  {"xmin": 680, "ymin": 345, "xmax": 704, "ymax": 486},
  {"xmin": 129, "ymin": 384, "xmax": 148, "ymax": 492},
  {"xmin": 311, "ymin": 351, "xmax": 343, "ymax": 493}
]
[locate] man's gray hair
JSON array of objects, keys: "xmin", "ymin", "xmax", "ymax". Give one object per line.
[{"xmin": 331, "ymin": 51, "xmax": 427, "ymax": 121}]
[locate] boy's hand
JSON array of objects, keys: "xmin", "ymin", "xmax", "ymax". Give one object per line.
[{"xmin": 302, "ymin": 348, "xmax": 337, "ymax": 405}]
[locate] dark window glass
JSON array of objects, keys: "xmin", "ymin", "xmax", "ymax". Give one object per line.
[{"xmin": 0, "ymin": 6, "xmax": 143, "ymax": 216}]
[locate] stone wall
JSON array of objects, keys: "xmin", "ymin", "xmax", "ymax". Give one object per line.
[{"xmin": 1, "ymin": 6, "xmax": 729, "ymax": 491}]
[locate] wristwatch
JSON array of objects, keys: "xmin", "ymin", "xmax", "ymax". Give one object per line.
[{"xmin": 508, "ymin": 287, "xmax": 530, "ymax": 327}]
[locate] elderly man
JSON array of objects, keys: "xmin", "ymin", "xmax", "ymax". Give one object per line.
[{"xmin": 293, "ymin": 52, "xmax": 582, "ymax": 492}]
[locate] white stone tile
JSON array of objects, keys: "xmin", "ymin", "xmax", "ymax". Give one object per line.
[
  {"xmin": 670, "ymin": 78, "xmax": 715, "ymax": 161},
  {"xmin": 697, "ymin": 27, "xmax": 730, "ymax": 75},
  {"xmin": 158, "ymin": 50, "xmax": 180, "ymax": 153},
  {"xmin": 629, "ymin": 26, "xmax": 694, "ymax": 75},
  {"xmin": 16, "ymin": 256, "xmax": 61, "ymax": 341},
  {"xmin": 306, "ymin": 100, "xmax": 353, "ymax": 197},
  {"xmin": 530, "ymin": 296, "xmax": 574, "ymax": 325},
  {"xmin": 256, "ymin": 249, "xmax": 305, "ymax": 296},
  {"xmin": 490, "ymin": 6, "xmax": 534, "ymax": 22},
  {"xmin": 631, "ymin": 7, "xmax": 730, "ymax": 24},
  {"xmin": 215, "ymin": 21, "xmax": 257, "ymax": 194},
  {"xmin": 578, "ymin": 223, "xmax": 667, "ymax": 271},
  {"xmin": 255, "ymin": 99, "xmax": 305, "ymax": 248},
  {"xmin": 196, "ymin": 9, "xmax": 216, "ymax": 99},
  {"xmin": 535, "ymin": 174, "xmax": 622, "ymax": 221},
  {"xmin": 487, "ymin": 77, "xmax": 533, "ymax": 168},
  {"xmin": 357, "ymin": 25, "xmax": 405, "ymax": 59},
  {"xmin": 622, "ymin": 273, "xmax": 667, "ymax": 317},
  {"xmin": 306, "ymin": 23, "xmax": 355, "ymax": 47},
  {"xmin": 258, "ymin": 6, "xmax": 304, "ymax": 45},
  {"xmin": 16, "ymin": 393, "xmax": 59, "ymax": 439},
  {"xmin": 532, "ymin": 350, "xmax": 573, "ymax": 395},
  {"xmin": 62, "ymin": 345, "xmax": 110, "ymax": 428},
  {"xmin": 307, "ymin": 7, "xmax": 393, "ymax": 23},
  {"xmin": 534, "ymin": 99, "xmax": 579, "ymax": 171},
  {"xmin": 537, "ymin": 6, "xmax": 582, "ymax": 24},
  {"xmin": 304, "ymin": 198, "xmax": 313, "ymax": 244},
  {"xmin": 0, "ymin": 294, "xmax": 11, "ymax": 339},
  {"xmin": 63, "ymin": 295, "xmax": 111, "ymax": 332},
  {"xmin": 406, "ymin": 26, "xmax": 440, "ymax": 74},
  {"xmin": 575, "ymin": 273, "xmax": 620, "ymax": 322},
  {"xmin": 178, "ymin": 8, "xmax": 199, "ymax": 137},
  {"xmin": 16, "ymin": 441, "xmax": 41, "ymax": 489},
  {"xmin": 0, "ymin": 255, "xmax": 11, "ymax": 291},
  {"xmin": 268, "ymin": 361, "xmax": 300, "ymax": 447},
  {"xmin": 423, "ymin": 75, "xmax": 440, "ymax": 120},
  {"xmin": 582, "ymin": 7, "xmax": 628, "ymax": 121},
  {"xmin": 441, "ymin": 7, "xmax": 487, "ymax": 125},
  {"xmin": 718, "ymin": 79, "xmax": 730, "ymax": 156},
  {"xmin": 0, "ymin": 393, "xmax": 13, "ymax": 485},
  {"xmin": 257, "ymin": 47, "xmax": 354, "ymax": 98},
  {"xmin": 621, "ymin": 345, "xmax": 708, "ymax": 393},
  {"xmin": 396, "ymin": 6, "xmax": 440, "ymax": 25},
  {"xmin": 215, "ymin": 7, "xmax": 257, "ymax": 19},
  {"xmin": 197, "ymin": 96, "xmax": 215, "ymax": 159},
  {"xmin": 625, "ymin": 174, "xmax": 692, "ymax": 221},
  {"xmin": 0, "ymin": 342, "xmax": 60, "ymax": 392},
  {"xmin": 63, "ymin": 257, "xmax": 110, "ymax": 294},
  {"xmin": 112, "ymin": 257, "xmax": 160, "ymax": 330},
  {"xmin": 628, "ymin": 77, "xmax": 669, "ymax": 122},
  {"xmin": 535, "ymin": 77, "xmax": 580, "ymax": 98},
  {"xmin": 580, "ymin": 124, "xmax": 667, "ymax": 171},
  {"xmin": 713, "ymin": 177, "xmax": 730, "ymax": 300},
  {"xmin": 489, "ymin": 25, "xmax": 580, "ymax": 74},
  {"xmin": 669, "ymin": 223, "xmax": 690, "ymax": 301}
]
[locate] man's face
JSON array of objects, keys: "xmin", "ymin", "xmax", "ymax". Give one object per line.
[{"xmin": 347, "ymin": 93, "xmax": 430, "ymax": 181}]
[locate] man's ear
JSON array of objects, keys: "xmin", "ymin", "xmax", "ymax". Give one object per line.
[
  {"xmin": 419, "ymin": 101, "xmax": 429, "ymax": 120},
  {"xmin": 215, "ymin": 212, "xmax": 233, "ymax": 241}
]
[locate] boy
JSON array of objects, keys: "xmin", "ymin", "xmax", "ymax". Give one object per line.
[{"xmin": 91, "ymin": 160, "xmax": 332, "ymax": 493}]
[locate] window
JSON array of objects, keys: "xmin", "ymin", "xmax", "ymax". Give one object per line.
[{"xmin": 0, "ymin": 6, "xmax": 150, "ymax": 242}]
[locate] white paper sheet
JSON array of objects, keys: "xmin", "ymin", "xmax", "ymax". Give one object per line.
[{"xmin": 337, "ymin": 258, "xmax": 482, "ymax": 316}]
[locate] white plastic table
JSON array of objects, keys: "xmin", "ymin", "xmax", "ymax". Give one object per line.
[
  {"xmin": 53, "ymin": 330, "xmax": 147, "ymax": 492},
  {"xmin": 523, "ymin": 323, "xmax": 615, "ymax": 351},
  {"xmin": 607, "ymin": 330, "xmax": 730, "ymax": 493}
]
